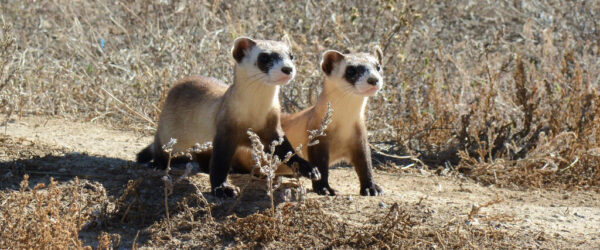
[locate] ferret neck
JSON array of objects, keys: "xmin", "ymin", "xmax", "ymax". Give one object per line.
[
  {"xmin": 228, "ymin": 65, "xmax": 280, "ymax": 121},
  {"xmin": 315, "ymin": 78, "xmax": 367, "ymax": 124}
]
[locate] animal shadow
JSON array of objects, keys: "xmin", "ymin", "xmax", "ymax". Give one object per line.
[
  {"xmin": 0, "ymin": 151, "xmax": 302, "ymax": 247},
  {"xmin": 0, "ymin": 152, "xmax": 199, "ymax": 247}
]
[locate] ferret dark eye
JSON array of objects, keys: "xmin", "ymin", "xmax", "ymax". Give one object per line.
[
  {"xmin": 376, "ymin": 64, "xmax": 381, "ymax": 71},
  {"xmin": 257, "ymin": 53, "xmax": 274, "ymax": 73},
  {"xmin": 346, "ymin": 67, "xmax": 356, "ymax": 76},
  {"xmin": 343, "ymin": 65, "xmax": 367, "ymax": 85},
  {"xmin": 289, "ymin": 53, "xmax": 295, "ymax": 60},
  {"xmin": 258, "ymin": 53, "xmax": 270, "ymax": 64}
]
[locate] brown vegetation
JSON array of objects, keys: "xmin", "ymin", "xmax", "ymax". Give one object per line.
[{"xmin": 0, "ymin": 176, "xmax": 88, "ymax": 249}]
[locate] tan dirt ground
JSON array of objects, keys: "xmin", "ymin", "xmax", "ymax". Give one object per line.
[{"xmin": 1, "ymin": 116, "xmax": 599, "ymax": 248}]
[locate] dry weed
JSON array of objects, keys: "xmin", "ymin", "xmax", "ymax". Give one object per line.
[
  {"xmin": 233, "ymin": 102, "xmax": 332, "ymax": 213},
  {"xmin": 0, "ymin": 175, "xmax": 89, "ymax": 249},
  {"xmin": 217, "ymin": 199, "xmax": 514, "ymax": 249}
]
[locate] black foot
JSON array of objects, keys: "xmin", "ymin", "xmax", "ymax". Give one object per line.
[
  {"xmin": 296, "ymin": 161, "xmax": 321, "ymax": 181},
  {"xmin": 312, "ymin": 181, "xmax": 336, "ymax": 196},
  {"xmin": 212, "ymin": 183, "xmax": 240, "ymax": 198},
  {"xmin": 360, "ymin": 183, "xmax": 383, "ymax": 196}
]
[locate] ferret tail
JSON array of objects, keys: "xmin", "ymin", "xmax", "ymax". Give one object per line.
[{"xmin": 136, "ymin": 143, "xmax": 154, "ymax": 163}]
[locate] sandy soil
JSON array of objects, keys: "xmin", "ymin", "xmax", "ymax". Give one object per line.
[{"xmin": 1, "ymin": 116, "xmax": 599, "ymax": 248}]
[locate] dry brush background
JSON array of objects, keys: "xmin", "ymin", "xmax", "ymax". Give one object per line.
[{"xmin": 1, "ymin": 0, "xmax": 599, "ymax": 248}]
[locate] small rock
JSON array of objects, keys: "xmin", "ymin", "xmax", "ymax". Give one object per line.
[
  {"xmin": 347, "ymin": 195, "xmax": 353, "ymax": 201},
  {"xmin": 425, "ymin": 208, "xmax": 436, "ymax": 214},
  {"xmin": 465, "ymin": 218, "xmax": 479, "ymax": 226},
  {"xmin": 379, "ymin": 201, "xmax": 387, "ymax": 209}
]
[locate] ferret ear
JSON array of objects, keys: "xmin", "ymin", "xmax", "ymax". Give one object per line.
[
  {"xmin": 321, "ymin": 50, "xmax": 345, "ymax": 75},
  {"xmin": 232, "ymin": 37, "xmax": 257, "ymax": 63},
  {"xmin": 375, "ymin": 46, "xmax": 383, "ymax": 65},
  {"xmin": 281, "ymin": 33, "xmax": 293, "ymax": 48}
]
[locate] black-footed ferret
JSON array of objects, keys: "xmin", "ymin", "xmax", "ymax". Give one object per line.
[
  {"xmin": 137, "ymin": 37, "xmax": 320, "ymax": 197},
  {"xmin": 235, "ymin": 50, "xmax": 385, "ymax": 196}
]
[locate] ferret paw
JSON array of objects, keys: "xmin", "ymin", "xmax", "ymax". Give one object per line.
[
  {"xmin": 294, "ymin": 162, "xmax": 321, "ymax": 181},
  {"xmin": 212, "ymin": 183, "xmax": 240, "ymax": 198},
  {"xmin": 313, "ymin": 181, "xmax": 336, "ymax": 196},
  {"xmin": 297, "ymin": 162, "xmax": 321, "ymax": 181},
  {"xmin": 360, "ymin": 183, "xmax": 383, "ymax": 196}
]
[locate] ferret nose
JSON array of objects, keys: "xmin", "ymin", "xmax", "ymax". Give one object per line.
[
  {"xmin": 281, "ymin": 66, "xmax": 293, "ymax": 75},
  {"xmin": 367, "ymin": 77, "xmax": 379, "ymax": 86}
]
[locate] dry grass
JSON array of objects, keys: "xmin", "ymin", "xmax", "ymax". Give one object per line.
[
  {"xmin": 146, "ymin": 199, "xmax": 516, "ymax": 249},
  {"xmin": 1, "ymin": 0, "xmax": 599, "ymax": 248},
  {"xmin": 0, "ymin": 175, "xmax": 88, "ymax": 249},
  {"xmin": 2, "ymin": 0, "xmax": 598, "ymax": 189}
]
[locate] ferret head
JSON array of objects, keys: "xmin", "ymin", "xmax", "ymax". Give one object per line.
[
  {"xmin": 320, "ymin": 50, "xmax": 383, "ymax": 96},
  {"xmin": 231, "ymin": 37, "xmax": 296, "ymax": 86}
]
